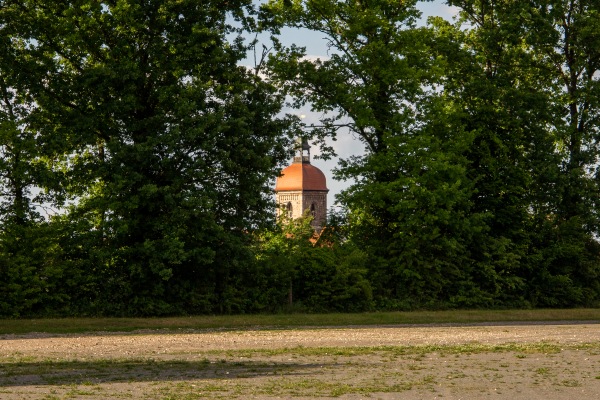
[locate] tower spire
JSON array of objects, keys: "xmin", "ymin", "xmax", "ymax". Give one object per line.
[{"xmin": 293, "ymin": 137, "xmax": 311, "ymax": 163}]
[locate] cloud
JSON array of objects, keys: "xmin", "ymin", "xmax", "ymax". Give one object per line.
[
  {"xmin": 418, "ymin": 1, "xmax": 460, "ymax": 22},
  {"xmin": 300, "ymin": 54, "xmax": 330, "ymax": 63}
]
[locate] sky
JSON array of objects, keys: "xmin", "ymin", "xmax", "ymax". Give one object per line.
[{"xmin": 267, "ymin": 1, "xmax": 459, "ymax": 207}]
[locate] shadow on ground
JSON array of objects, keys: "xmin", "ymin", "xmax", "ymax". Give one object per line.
[{"xmin": 0, "ymin": 358, "xmax": 324, "ymax": 386}]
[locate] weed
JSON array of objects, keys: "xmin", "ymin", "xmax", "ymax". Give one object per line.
[
  {"xmin": 560, "ymin": 379, "xmax": 581, "ymax": 387},
  {"xmin": 535, "ymin": 367, "xmax": 550, "ymax": 375}
]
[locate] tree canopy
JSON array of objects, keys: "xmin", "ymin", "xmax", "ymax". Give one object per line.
[
  {"xmin": 1, "ymin": 0, "xmax": 599, "ymax": 316},
  {"xmin": 0, "ymin": 0, "xmax": 294, "ymax": 315}
]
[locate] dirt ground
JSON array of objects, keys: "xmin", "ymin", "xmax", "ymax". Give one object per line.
[{"xmin": 1, "ymin": 322, "xmax": 599, "ymax": 399}]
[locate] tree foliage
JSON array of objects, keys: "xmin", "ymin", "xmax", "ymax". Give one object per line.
[
  {"xmin": 0, "ymin": 0, "xmax": 599, "ymax": 316},
  {"xmin": 0, "ymin": 0, "xmax": 293, "ymax": 315},
  {"xmin": 261, "ymin": 0, "xmax": 600, "ymax": 309},
  {"xmin": 253, "ymin": 211, "xmax": 373, "ymax": 312}
]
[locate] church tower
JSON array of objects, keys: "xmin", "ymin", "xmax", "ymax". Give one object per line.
[{"xmin": 275, "ymin": 139, "xmax": 329, "ymax": 231}]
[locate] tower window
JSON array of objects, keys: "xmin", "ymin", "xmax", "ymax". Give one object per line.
[
  {"xmin": 310, "ymin": 203, "xmax": 316, "ymax": 217},
  {"xmin": 286, "ymin": 202, "xmax": 293, "ymax": 218}
]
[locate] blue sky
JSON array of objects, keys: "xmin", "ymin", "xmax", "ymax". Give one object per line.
[{"xmin": 263, "ymin": 1, "xmax": 458, "ymax": 206}]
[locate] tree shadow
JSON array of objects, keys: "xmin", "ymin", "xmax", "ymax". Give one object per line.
[{"xmin": 0, "ymin": 358, "xmax": 325, "ymax": 387}]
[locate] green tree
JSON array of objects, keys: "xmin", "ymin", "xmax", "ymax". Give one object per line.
[
  {"xmin": 253, "ymin": 211, "xmax": 372, "ymax": 312},
  {"xmin": 0, "ymin": 37, "xmax": 68, "ymax": 316},
  {"xmin": 254, "ymin": 211, "xmax": 316, "ymax": 311},
  {"xmin": 262, "ymin": 0, "xmax": 430, "ymax": 154},
  {"xmin": 1, "ymin": 0, "xmax": 294, "ymax": 315},
  {"xmin": 522, "ymin": 0, "xmax": 600, "ymax": 305},
  {"xmin": 428, "ymin": 1, "xmax": 557, "ymax": 306},
  {"xmin": 522, "ymin": 0, "xmax": 600, "ymax": 225},
  {"xmin": 262, "ymin": 0, "xmax": 516, "ymax": 308},
  {"xmin": 446, "ymin": 0, "xmax": 600, "ymax": 306}
]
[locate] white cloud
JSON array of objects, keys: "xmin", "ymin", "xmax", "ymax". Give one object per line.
[{"xmin": 419, "ymin": 1, "xmax": 460, "ymax": 21}]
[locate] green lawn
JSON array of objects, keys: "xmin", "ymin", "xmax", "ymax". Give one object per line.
[{"xmin": 0, "ymin": 308, "xmax": 599, "ymax": 335}]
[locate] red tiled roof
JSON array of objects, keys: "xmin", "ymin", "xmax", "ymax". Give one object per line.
[{"xmin": 275, "ymin": 162, "xmax": 328, "ymax": 192}]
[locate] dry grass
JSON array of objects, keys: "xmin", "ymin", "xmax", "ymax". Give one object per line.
[
  {"xmin": 1, "ymin": 311, "xmax": 599, "ymax": 399},
  {"xmin": 1, "ymin": 308, "xmax": 599, "ymax": 335},
  {"xmin": 2, "ymin": 342, "xmax": 600, "ymax": 399}
]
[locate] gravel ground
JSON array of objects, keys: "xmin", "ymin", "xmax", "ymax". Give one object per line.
[{"xmin": 1, "ymin": 322, "xmax": 599, "ymax": 399}]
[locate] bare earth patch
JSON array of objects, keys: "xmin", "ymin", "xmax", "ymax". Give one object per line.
[{"xmin": 1, "ymin": 322, "xmax": 599, "ymax": 399}]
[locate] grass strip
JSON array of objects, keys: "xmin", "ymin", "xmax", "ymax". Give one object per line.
[
  {"xmin": 0, "ymin": 308, "xmax": 598, "ymax": 335},
  {"xmin": 208, "ymin": 341, "xmax": 600, "ymax": 358}
]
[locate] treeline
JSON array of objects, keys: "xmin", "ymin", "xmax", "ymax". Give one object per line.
[{"xmin": 1, "ymin": 0, "xmax": 599, "ymax": 317}]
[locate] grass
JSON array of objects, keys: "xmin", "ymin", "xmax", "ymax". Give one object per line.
[
  {"xmin": 0, "ymin": 308, "xmax": 598, "ymax": 335},
  {"xmin": 3, "ymin": 343, "xmax": 599, "ymax": 398},
  {"xmin": 209, "ymin": 342, "xmax": 599, "ymax": 359},
  {"xmin": 1, "ymin": 312, "xmax": 598, "ymax": 399}
]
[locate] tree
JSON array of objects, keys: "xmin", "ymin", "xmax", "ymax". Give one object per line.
[
  {"xmin": 253, "ymin": 211, "xmax": 373, "ymax": 312},
  {"xmin": 262, "ymin": 0, "xmax": 519, "ymax": 308},
  {"xmin": 426, "ymin": 1, "xmax": 556, "ymax": 306},
  {"xmin": 525, "ymin": 0, "xmax": 600, "ymax": 225},
  {"xmin": 0, "ymin": 35, "xmax": 67, "ymax": 316},
  {"xmin": 522, "ymin": 0, "xmax": 600, "ymax": 305},
  {"xmin": 446, "ymin": 0, "xmax": 600, "ymax": 306},
  {"xmin": 262, "ymin": 0, "xmax": 430, "ymax": 154},
  {"xmin": 1, "ymin": 0, "xmax": 294, "ymax": 315}
]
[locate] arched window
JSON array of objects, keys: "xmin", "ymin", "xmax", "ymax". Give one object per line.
[
  {"xmin": 310, "ymin": 203, "xmax": 316, "ymax": 217},
  {"xmin": 286, "ymin": 202, "xmax": 293, "ymax": 218}
]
